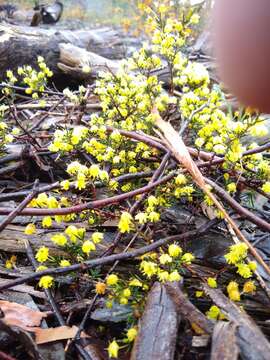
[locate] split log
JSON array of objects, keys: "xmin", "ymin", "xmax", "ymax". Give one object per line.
[
  {"xmin": 131, "ymin": 282, "xmax": 181, "ymax": 360},
  {"xmin": 165, "ymin": 282, "xmax": 213, "ymax": 335},
  {"xmin": 0, "ymin": 23, "xmax": 125, "ymax": 81},
  {"xmin": 211, "ymin": 322, "xmax": 239, "ymax": 360}
]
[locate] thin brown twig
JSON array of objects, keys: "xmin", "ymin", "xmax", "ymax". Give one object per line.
[
  {"xmin": 0, "ymin": 173, "xmax": 175, "ymax": 216},
  {"xmin": 0, "ymin": 179, "xmax": 39, "ymax": 233}
]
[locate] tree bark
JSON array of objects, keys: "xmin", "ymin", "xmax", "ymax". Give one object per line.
[{"xmin": 0, "ymin": 23, "xmax": 125, "ymax": 81}]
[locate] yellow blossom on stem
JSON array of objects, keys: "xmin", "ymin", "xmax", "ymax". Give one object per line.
[
  {"xmin": 42, "ymin": 216, "xmax": 52, "ymax": 228},
  {"xmin": 127, "ymin": 327, "xmax": 137, "ymax": 342},
  {"xmin": 25, "ymin": 223, "xmax": 36, "ymax": 235},
  {"xmin": 159, "ymin": 254, "xmax": 172, "ymax": 265},
  {"xmin": 168, "ymin": 244, "xmax": 182, "ymax": 257},
  {"xmin": 92, "ymin": 232, "xmax": 103, "ymax": 244},
  {"xmin": 181, "ymin": 253, "xmax": 195, "ymax": 264},
  {"xmin": 106, "ymin": 274, "xmax": 119, "ymax": 286},
  {"xmin": 96, "ymin": 282, "xmax": 107, "ymax": 295},
  {"xmin": 243, "ymin": 281, "xmax": 256, "ymax": 293},
  {"xmin": 39, "ymin": 275, "xmax": 54, "ymax": 289},
  {"xmin": 135, "ymin": 212, "xmax": 148, "ymax": 224},
  {"xmin": 169, "ymin": 270, "xmax": 181, "ymax": 282},
  {"xmin": 118, "ymin": 211, "xmax": 133, "ymax": 233},
  {"xmin": 140, "ymin": 260, "xmax": 158, "ymax": 278},
  {"xmin": 207, "ymin": 277, "xmax": 217, "ymax": 288},
  {"xmin": 82, "ymin": 240, "xmax": 96, "ymax": 255},
  {"xmin": 51, "ymin": 233, "xmax": 67, "ymax": 246},
  {"xmin": 60, "ymin": 260, "xmax": 71, "ymax": 267},
  {"xmin": 36, "ymin": 247, "xmax": 49, "ymax": 263}
]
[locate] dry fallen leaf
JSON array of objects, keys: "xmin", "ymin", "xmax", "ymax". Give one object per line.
[
  {"xmin": 0, "ymin": 300, "xmax": 47, "ymax": 329},
  {"xmin": 34, "ymin": 325, "xmax": 85, "ymax": 344}
]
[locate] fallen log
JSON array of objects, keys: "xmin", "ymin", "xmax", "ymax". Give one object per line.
[{"xmin": 0, "ymin": 23, "xmax": 125, "ymax": 81}]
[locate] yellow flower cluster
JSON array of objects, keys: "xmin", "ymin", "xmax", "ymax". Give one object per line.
[
  {"xmin": 28, "ymin": 192, "xmax": 74, "ymax": 224},
  {"xmin": 0, "ymin": 105, "xmax": 14, "ymax": 154},
  {"xmin": 16, "ymin": 56, "xmax": 53, "ymax": 99},
  {"xmin": 225, "ymin": 243, "xmax": 257, "ymax": 279},
  {"xmin": 139, "ymin": 243, "xmax": 193, "ymax": 282}
]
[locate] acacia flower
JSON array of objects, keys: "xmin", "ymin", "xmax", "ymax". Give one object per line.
[
  {"xmin": 35, "ymin": 247, "xmax": 49, "ymax": 263},
  {"xmin": 24, "ymin": 223, "xmax": 36, "ymax": 235},
  {"xmin": 39, "ymin": 275, "xmax": 54, "ymax": 289},
  {"xmin": 118, "ymin": 212, "xmax": 133, "ymax": 233}
]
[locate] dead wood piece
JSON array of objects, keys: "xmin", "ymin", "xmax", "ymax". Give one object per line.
[
  {"xmin": 0, "ymin": 24, "xmax": 125, "ymax": 80},
  {"xmin": 211, "ymin": 321, "xmax": 238, "ymax": 360},
  {"xmin": 165, "ymin": 282, "xmax": 213, "ymax": 334},
  {"xmin": 0, "ymin": 227, "xmax": 65, "ymax": 255},
  {"xmin": 131, "ymin": 281, "xmax": 181, "ymax": 360},
  {"xmin": 204, "ymin": 285, "xmax": 270, "ymax": 360},
  {"xmin": 58, "ymin": 43, "xmax": 120, "ymax": 81}
]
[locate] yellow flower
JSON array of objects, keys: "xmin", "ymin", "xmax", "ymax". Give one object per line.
[
  {"xmin": 227, "ymin": 182, "xmax": 237, "ymax": 193},
  {"xmin": 95, "ymin": 282, "xmax": 107, "ymax": 295},
  {"xmin": 190, "ymin": 14, "xmax": 200, "ymax": 25},
  {"xmin": 140, "ymin": 261, "xmax": 158, "ymax": 278},
  {"xmin": 5, "ymin": 255, "xmax": 16, "ymax": 269},
  {"xmin": 65, "ymin": 225, "xmax": 78, "ymax": 242},
  {"xmin": 159, "ymin": 254, "xmax": 172, "ymax": 265},
  {"xmin": 243, "ymin": 281, "xmax": 256, "ymax": 293},
  {"xmin": 119, "ymin": 297, "xmax": 128, "ymax": 305},
  {"xmin": 51, "ymin": 233, "xmax": 67, "ymax": 246},
  {"xmin": 82, "ymin": 240, "xmax": 96, "ymax": 255},
  {"xmin": 168, "ymin": 244, "xmax": 182, "ymax": 257},
  {"xmin": 89, "ymin": 164, "xmax": 100, "ymax": 179},
  {"xmin": 181, "ymin": 253, "xmax": 194, "ymax": 264},
  {"xmin": 248, "ymin": 261, "xmax": 257, "ymax": 271},
  {"xmin": 169, "ymin": 270, "xmax": 181, "ymax": 282},
  {"xmin": 36, "ymin": 265, "xmax": 47, "ymax": 271},
  {"xmin": 76, "ymin": 172, "xmax": 86, "ymax": 190},
  {"xmin": 24, "ymin": 223, "xmax": 36, "ymax": 235},
  {"xmin": 92, "ymin": 232, "xmax": 103, "ymax": 244},
  {"xmin": 157, "ymin": 270, "xmax": 169, "ymax": 282},
  {"xmin": 99, "ymin": 170, "xmax": 109, "ymax": 181},
  {"xmin": 195, "ymin": 291, "xmax": 204, "ymax": 298},
  {"xmin": 122, "ymin": 288, "xmax": 131, "ymax": 298},
  {"xmin": 227, "ymin": 281, "xmax": 241, "ymax": 301},
  {"xmin": 224, "ymin": 243, "xmax": 248, "ymax": 265},
  {"xmin": 236, "ymin": 263, "xmax": 252, "ymax": 278},
  {"xmin": 39, "ymin": 275, "xmax": 54, "ymax": 289},
  {"xmin": 127, "ymin": 327, "xmax": 137, "ymax": 342},
  {"xmin": 36, "ymin": 247, "xmax": 49, "ymax": 263},
  {"xmin": 82, "ymin": 65, "xmax": 91, "ymax": 73},
  {"xmin": 129, "ymin": 278, "xmax": 143, "ymax": 287},
  {"xmin": 262, "ymin": 182, "xmax": 270, "ymax": 194},
  {"xmin": 207, "ymin": 305, "xmax": 220, "ymax": 320},
  {"xmin": 135, "ymin": 212, "xmax": 148, "ymax": 224},
  {"xmin": 118, "ymin": 211, "xmax": 133, "ymax": 233},
  {"xmin": 207, "ymin": 277, "xmax": 217, "ymax": 288},
  {"xmin": 106, "ymin": 274, "xmax": 119, "ymax": 286},
  {"xmin": 42, "ymin": 216, "xmax": 52, "ymax": 228},
  {"xmin": 60, "ymin": 180, "xmax": 70, "ymax": 191},
  {"xmin": 60, "ymin": 260, "xmax": 71, "ymax": 267},
  {"xmin": 148, "ymin": 211, "xmax": 160, "ymax": 222},
  {"xmin": 175, "ymin": 174, "xmax": 187, "ymax": 186}
]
